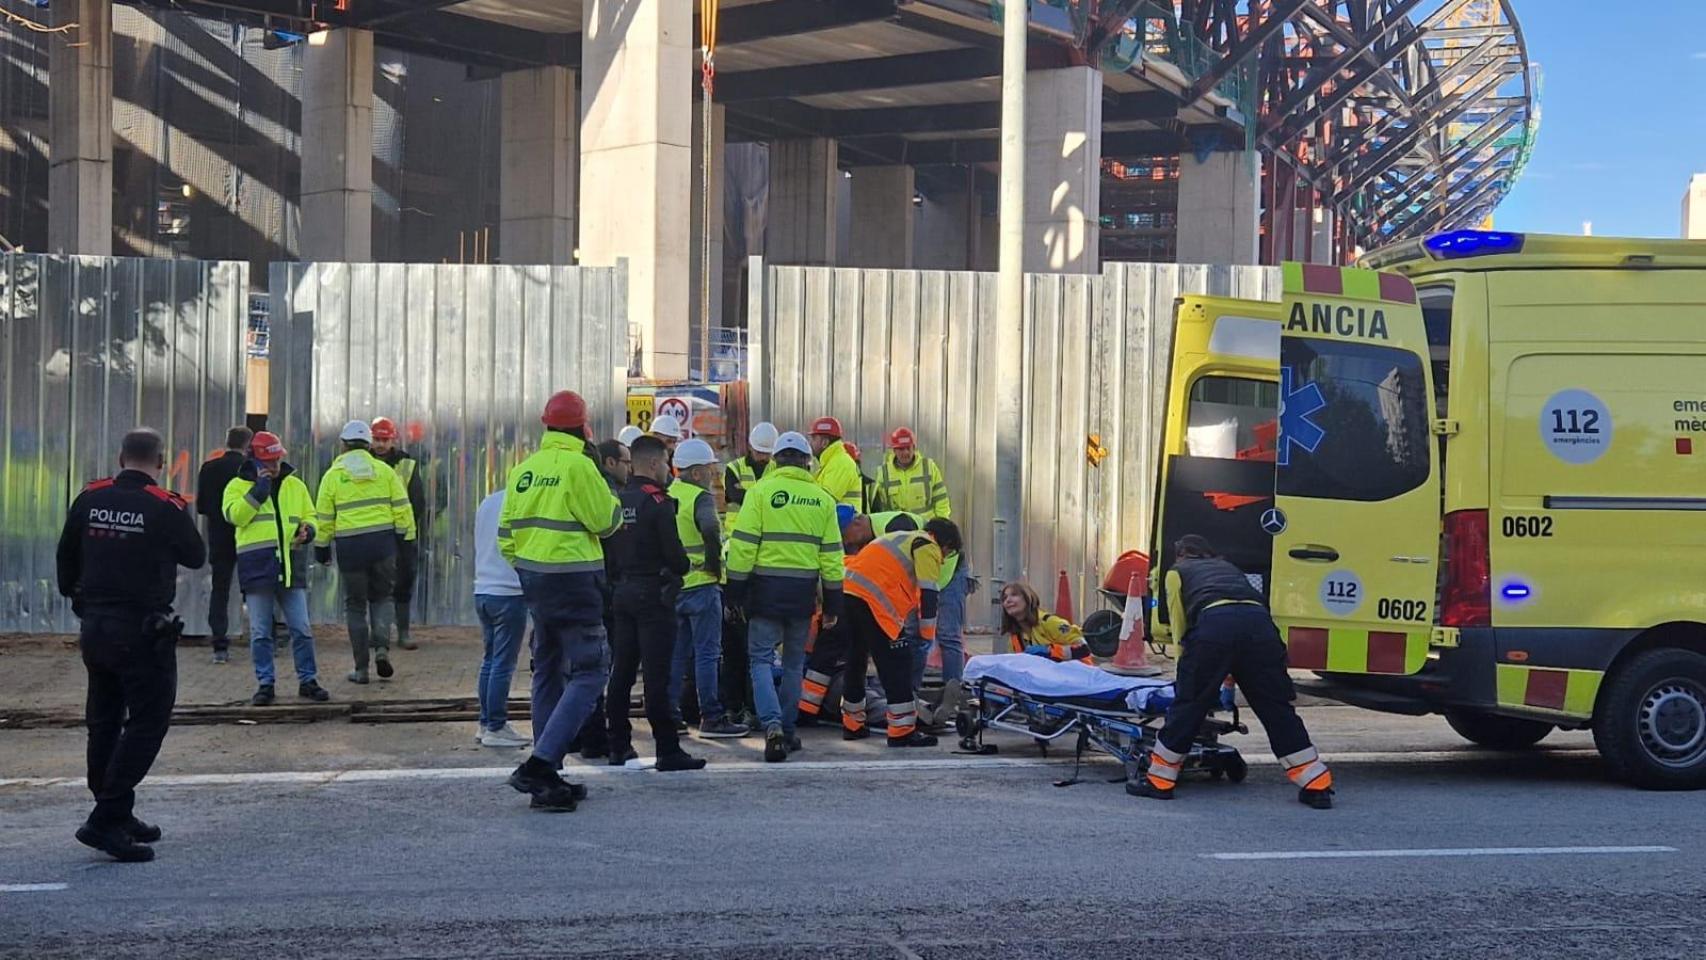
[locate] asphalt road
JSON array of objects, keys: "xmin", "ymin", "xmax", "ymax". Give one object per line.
[{"xmin": 2, "ymin": 737, "xmax": 1701, "ymax": 960}]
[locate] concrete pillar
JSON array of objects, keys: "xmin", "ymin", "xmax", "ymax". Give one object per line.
[
  {"xmin": 848, "ymin": 165, "xmax": 915, "ymax": 268},
  {"xmin": 765, "ymin": 138, "xmax": 839, "ymax": 265},
  {"xmin": 1311, "ymin": 208, "xmax": 1335, "ymax": 264},
  {"xmin": 914, "ymin": 186, "xmax": 972, "ymax": 270},
  {"xmin": 47, "ymin": 0, "xmax": 113, "ymax": 255},
  {"xmin": 1023, "ymin": 67, "xmax": 1102, "ymax": 273},
  {"xmin": 300, "ymin": 29, "xmax": 374, "ymax": 262},
  {"xmin": 501, "ymin": 66, "xmax": 578, "ymax": 264},
  {"xmin": 580, "ymin": 0, "xmax": 692, "ymax": 379},
  {"xmin": 690, "ymin": 100, "xmax": 725, "ymax": 330},
  {"xmin": 1175, "ymin": 150, "xmax": 1260, "ymax": 266}
]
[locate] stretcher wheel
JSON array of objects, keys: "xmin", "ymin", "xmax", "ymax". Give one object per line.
[
  {"xmin": 1224, "ymin": 753, "xmax": 1248, "ymax": 784},
  {"xmin": 954, "ymin": 711, "xmax": 974, "ymax": 739}
]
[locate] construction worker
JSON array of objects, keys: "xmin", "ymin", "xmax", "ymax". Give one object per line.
[
  {"xmin": 1129, "ymin": 534, "xmax": 1334, "ymax": 809},
  {"xmin": 722, "ymin": 421, "xmax": 777, "ymax": 531},
  {"xmin": 808, "ymin": 416, "xmax": 862, "ymax": 510},
  {"xmin": 843, "ymin": 441, "xmax": 881, "ymax": 513},
  {"xmin": 196, "ymin": 426, "xmax": 251, "ymax": 664},
  {"xmin": 369, "ymin": 417, "xmax": 427, "ymax": 650},
  {"xmin": 500, "ymin": 391, "xmax": 623, "ymax": 811},
  {"xmin": 313, "ymin": 420, "xmax": 415, "ymax": 684},
  {"xmin": 999, "ymin": 581, "xmax": 1093, "ymax": 664},
  {"xmin": 670, "ymin": 438, "xmax": 747, "ymax": 738},
  {"xmin": 604, "ymin": 436, "xmax": 705, "ymax": 771},
  {"xmin": 222, "ymin": 432, "xmax": 327, "ymax": 706},
  {"xmin": 878, "ymin": 427, "xmax": 970, "ymax": 699},
  {"xmin": 840, "ymin": 519, "xmax": 963, "ymax": 747},
  {"xmin": 797, "ymin": 508, "xmax": 916, "ymax": 724},
  {"xmin": 565, "ymin": 438, "xmax": 633, "ymax": 762},
  {"xmin": 727, "ymin": 430, "xmax": 844, "ymax": 763}
]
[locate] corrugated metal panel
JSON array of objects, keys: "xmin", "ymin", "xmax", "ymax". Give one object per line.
[
  {"xmin": 1, "ymin": 253, "xmax": 248, "ymax": 634},
  {"xmin": 267, "ymin": 262, "xmax": 628, "ymax": 627}
]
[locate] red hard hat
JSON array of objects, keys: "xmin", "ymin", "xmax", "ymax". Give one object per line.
[
  {"xmin": 369, "ymin": 417, "xmax": 398, "ymax": 441},
  {"xmin": 844, "ymin": 441, "xmax": 861, "ymax": 462},
  {"xmin": 251, "ymin": 431, "xmax": 287, "ymax": 462},
  {"xmin": 541, "ymin": 390, "xmax": 588, "ymax": 430},
  {"xmin": 887, "ymin": 427, "xmax": 916, "ymax": 450},
  {"xmin": 809, "ymin": 416, "xmax": 843, "ymax": 438}
]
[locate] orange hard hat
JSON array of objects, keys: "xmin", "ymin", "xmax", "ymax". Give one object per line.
[
  {"xmin": 844, "ymin": 441, "xmax": 861, "ymax": 462},
  {"xmin": 887, "ymin": 427, "xmax": 916, "ymax": 450},
  {"xmin": 251, "ymin": 431, "xmax": 287, "ymax": 462},
  {"xmin": 541, "ymin": 390, "xmax": 588, "ymax": 430},
  {"xmin": 809, "ymin": 416, "xmax": 843, "ymax": 438},
  {"xmin": 369, "ymin": 417, "xmax": 398, "ymax": 441}
]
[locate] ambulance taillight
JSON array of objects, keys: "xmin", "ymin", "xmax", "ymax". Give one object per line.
[{"xmin": 1440, "ymin": 509, "xmax": 1492, "ymax": 628}]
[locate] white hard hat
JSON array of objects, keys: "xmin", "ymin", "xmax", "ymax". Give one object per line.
[
  {"xmin": 748, "ymin": 421, "xmax": 779, "ymax": 455},
  {"xmin": 616, "ymin": 425, "xmax": 643, "ymax": 447},
  {"xmin": 340, "ymin": 419, "xmax": 373, "ymax": 443},
  {"xmin": 673, "ymin": 438, "xmax": 718, "ymax": 470},
  {"xmin": 774, "ymin": 431, "xmax": 811, "ymax": 456},
  {"xmin": 650, "ymin": 414, "xmax": 683, "ymax": 441}
]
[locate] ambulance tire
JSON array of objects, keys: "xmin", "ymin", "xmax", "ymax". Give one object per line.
[
  {"xmin": 1593, "ymin": 648, "xmax": 1706, "ymax": 790},
  {"xmin": 1444, "ymin": 710, "xmax": 1553, "ymax": 750}
]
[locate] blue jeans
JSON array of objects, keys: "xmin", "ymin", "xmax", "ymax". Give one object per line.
[
  {"xmin": 672, "ymin": 585, "xmax": 724, "ymax": 723},
  {"xmin": 245, "ymin": 586, "xmax": 316, "ymax": 686},
  {"xmin": 912, "ymin": 561, "xmax": 969, "ymax": 688},
  {"xmin": 475, "ymin": 594, "xmax": 528, "ymax": 731},
  {"xmin": 519, "ymin": 570, "xmax": 611, "ymax": 765},
  {"xmin": 746, "ymin": 615, "xmax": 809, "ymax": 737}
]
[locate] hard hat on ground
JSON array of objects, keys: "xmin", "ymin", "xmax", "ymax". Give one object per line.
[
  {"xmin": 774, "ymin": 431, "xmax": 812, "ymax": 456},
  {"xmin": 617, "ymin": 425, "xmax": 644, "ymax": 447},
  {"xmin": 369, "ymin": 417, "xmax": 398, "ymax": 441},
  {"xmin": 541, "ymin": 390, "xmax": 588, "ymax": 430},
  {"xmin": 650, "ymin": 414, "xmax": 683, "ymax": 441},
  {"xmin": 340, "ymin": 420, "xmax": 373, "ymax": 443},
  {"xmin": 809, "ymin": 416, "xmax": 843, "ymax": 438},
  {"xmin": 844, "ymin": 441, "xmax": 862, "ymax": 462},
  {"xmin": 887, "ymin": 427, "xmax": 916, "ymax": 450},
  {"xmin": 673, "ymin": 438, "xmax": 718, "ymax": 470},
  {"xmin": 251, "ymin": 431, "xmax": 286, "ymax": 462},
  {"xmin": 748, "ymin": 421, "xmax": 779, "ymax": 454}
]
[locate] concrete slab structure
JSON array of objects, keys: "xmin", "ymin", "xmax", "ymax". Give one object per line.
[
  {"xmin": 1176, "ymin": 150, "xmax": 1260, "ymax": 266},
  {"xmin": 579, "ymin": 0, "xmax": 692, "ymax": 380},
  {"xmin": 47, "ymin": 0, "xmax": 113, "ymax": 255},
  {"xmin": 300, "ymin": 29, "xmax": 374, "ymax": 262},
  {"xmin": 848, "ymin": 165, "xmax": 915, "ymax": 269},
  {"xmin": 765, "ymin": 138, "xmax": 839, "ymax": 266},
  {"xmin": 914, "ymin": 185, "xmax": 973, "ymax": 270},
  {"xmin": 1023, "ymin": 67, "xmax": 1102, "ymax": 274},
  {"xmin": 691, "ymin": 101, "xmax": 726, "ymax": 331},
  {"xmin": 1290, "ymin": 207, "xmax": 1335, "ymax": 264},
  {"xmin": 500, "ymin": 66, "xmax": 578, "ymax": 265}
]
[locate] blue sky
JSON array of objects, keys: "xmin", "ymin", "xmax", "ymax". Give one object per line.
[{"xmin": 1494, "ymin": 1, "xmax": 1706, "ymax": 238}]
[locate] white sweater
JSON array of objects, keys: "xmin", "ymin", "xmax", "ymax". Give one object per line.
[{"xmin": 473, "ymin": 490, "xmax": 523, "ymax": 597}]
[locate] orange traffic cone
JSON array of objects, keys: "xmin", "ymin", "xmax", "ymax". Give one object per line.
[
  {"xmin": 1111, "ymin": 569, "xmax": 1153, "ymax": 672},
  {"xmin": 1054, "ymin": 570, "xmax": 1074, "ymax": 622}
]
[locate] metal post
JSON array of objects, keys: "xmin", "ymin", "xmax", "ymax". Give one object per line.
[{"xmin": 993, "ymin": 0, "xmax": 1026, "ymax": 593}]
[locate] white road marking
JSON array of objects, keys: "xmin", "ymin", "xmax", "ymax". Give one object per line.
[
  {"xmin": 0, "ymin": 747, "xmax": 1600, "ymax": 791},
  {"xmin": 0, "ymin": 883, "xmax": 69, "ymax": 893},
  {"xmin": 1206, "ymin": 845, "xmax": 1678, "ymax": 862}
]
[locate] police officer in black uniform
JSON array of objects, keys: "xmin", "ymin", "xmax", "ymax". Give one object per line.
[
  {"xmin": 56, "ymin": 429, "xmax": 207, "ymax": 862},
  {"xmin": 604, "ymin": 436, "xmax": 705, "ymax": 771}
]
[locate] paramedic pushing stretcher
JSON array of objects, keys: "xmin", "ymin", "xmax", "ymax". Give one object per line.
[{"xmin": 1130, "ymin": 534, "xmax": 1335, "ymax": 809}]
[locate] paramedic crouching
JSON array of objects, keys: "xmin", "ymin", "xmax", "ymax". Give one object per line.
[{"xmin": 1129, "ymin": 534, "xmax": 1335, "ymax": 809}]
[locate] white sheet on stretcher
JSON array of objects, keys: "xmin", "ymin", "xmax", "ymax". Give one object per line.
[{"xmin": 964, "ymin": 654, "xmax": 1174, "ymax": 714}]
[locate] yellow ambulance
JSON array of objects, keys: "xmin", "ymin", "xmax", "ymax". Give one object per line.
[{"xmin": 1146, "ymin": 231, "xmax": 1706, "ymax": 789}]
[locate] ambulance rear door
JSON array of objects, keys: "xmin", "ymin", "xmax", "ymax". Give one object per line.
[{"xmin": 1269, "ymin": 264, "xmax": 1440, "ymax": 676}]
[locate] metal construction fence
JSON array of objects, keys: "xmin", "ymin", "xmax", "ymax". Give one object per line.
[
  {"xmin": 267, "ymin": 262, "xmax": 629, "ymax": 627},
  {"xmin": 1, "ymin": 254, "xmax": 249, "ymax": 634},
  {"xmin": 751, "ymin": 259, "xmax": 1280, "ymax": 628}
]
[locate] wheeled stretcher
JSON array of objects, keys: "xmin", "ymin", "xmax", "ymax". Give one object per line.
[{"xmin": 954, "ymin": 654, "xmax": 1248, "ymax": 786}]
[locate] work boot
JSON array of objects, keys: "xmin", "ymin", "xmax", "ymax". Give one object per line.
[
  {"xmin": 250, "ymin": 685, "xmax": 275, "ymax": 707},
  {"xmin": 212, "ymin": 648, "xmax": 230, "ymax": 665},
  {"xmin": 887, "ymin": 731, "xmax": 939, "ymax": 749},
  {"xmin": 698, "ymin": 717, "xmax": 749, "ymax": 739},
  {"xmin": 298, "ymin": 681, "xmax": 330, "ymax": 702},
  {"xmin": 764, "ymin": 728, "xmax": 788, "ymax": 763},
  {"xmin": 784, "ymin": 735, "xmax": 804, "ymax": 755},
  {"xmin": 509, "ymin": 756, "xmax": 568, "ymax": 798},
  {"xmin": 656, "ymin": 751, "xmax": 708, "ymax": 772},
  {"xmin": 346, "ymin": 669, "xmax": 369, "ymax": 685},
  {"xmin": 608, "ymin": 745, "xmax": 639, "ymax": 767},
  {"xmin": 1125, "ymin": 778, "xmax": 1175, "ymax": 801},
  {"xmin": 842, "ymin": 725, "xmax": 871, "ymax": 742},
  {"xmin": 124, "ymin": 816, "xmax": 163, "ymax": 844},
  {"xmin": 374, "ymin": 651, "xmax": 394, "ymax": 679},
  {"xmin": 529, "ymin": 784, "xmax": 579, "ymax": 812},
  {"xmin": 395, "ymin": 606, "xmax": 417, "ymax": 650},
  {"xmin": 76, "ymin": 821, "xmax": 155, "ymax": 863},
  {"xmin": 1298, "ymin": 787, "xmax": 1335, "ymax": 810}
]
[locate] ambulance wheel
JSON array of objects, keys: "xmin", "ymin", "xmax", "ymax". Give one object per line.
[
  {"xmin": 1445, "ymin": 710, "xmax": 1553, "ymax": 750},
  {"xmin": 1594, "ymin": 648, "xmax": 1706, "ymax": 790},
  {"xmin": 1224, "ymin": 753, "xmax": 1248, "ymax": 784}
]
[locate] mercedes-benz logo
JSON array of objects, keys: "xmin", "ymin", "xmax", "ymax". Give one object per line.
[{"xmin": 1260, "ymin": 508, "xmax": 1287, "ymax": 536}]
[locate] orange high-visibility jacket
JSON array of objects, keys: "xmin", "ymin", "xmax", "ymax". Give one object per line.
[{"xmin": 843, "ymin": 531, "xmax": 943, "ymax": 641}]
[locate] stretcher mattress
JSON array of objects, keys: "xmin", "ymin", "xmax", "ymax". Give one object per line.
[{"xmin": 964, "ymin": 654, "xmax": 1174, "ymax": 714}]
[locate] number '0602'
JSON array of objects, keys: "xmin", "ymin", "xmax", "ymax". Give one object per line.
[
  {"xmin": 1378, "ymin": 599, "xmax": 1428, "ymax": 622},
  {"xmin": 1502, "ymin": 516, "xmax": 1553, "ymax": 538}
]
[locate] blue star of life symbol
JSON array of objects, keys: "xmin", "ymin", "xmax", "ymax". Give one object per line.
[{"xmin": 1278, "ymin": 366, "xmax": 1327, "ymax": 467}]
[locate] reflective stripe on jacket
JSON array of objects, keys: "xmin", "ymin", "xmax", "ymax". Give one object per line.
[
  {"xmin": 844, "ymin": 530, "xmax": 943, "ymax": 641},
  {"xmin": 1008, "ymin": 612, "xmax": 1092, "ymax": 664},
  {"xmin": 314, "ymin": 449, "xmax": 415, "ymax": 561},
  {"xmin": 876, "ymin": 452, "xmax": 951, "ymax": 519},
  {"xmin": 498, "ymin": 431, "xmax": 622, "ymax": 574},
  {"xmin": 726, "ymin": 465, "xmax": 844, "ymax": 618}
]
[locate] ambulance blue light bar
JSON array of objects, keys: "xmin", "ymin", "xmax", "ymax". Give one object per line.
[{"xmin": 1424, "ymin": 231, "xmax": 1526, "ymax": 260}]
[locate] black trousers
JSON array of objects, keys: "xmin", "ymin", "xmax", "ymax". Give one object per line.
[
  {"xmin": 80, "ymin": 613, "xmax": 178, "ymax": 826},
  {"xmin": 340, "ymin": 554, "xmax": 396, "ymax": 669},
  {"xmin": 607, "ymin": 580, "xmax": 682, "ymax": 756},
  {"xmin": 720, "ymin": 613, "xmax": 755, "ymax": 717},
  {"xmin": 207, "ymin": 550, "xmax": 236, "ymax": 649},
  {"xmin": 841, "ymin": 596, "xmax": 914, "ymax": 733},
  {"xmin": 1156, "ymin": 604, "xmax": 1314, "ymax": 758},
  {"xmin": 394, "ymin": 537, "xmax": 418, "ymax": 604}
]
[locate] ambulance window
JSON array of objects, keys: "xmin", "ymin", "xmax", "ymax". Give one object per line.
[
  {"xmin": 1420, "ymin": 284, "xmax": 1453, "ymax": 419},
  {"xmin": 1276, "ymin": 339, "xmax": 1431, "ymax": 502},
  {"xmin": 1187, "ymin": 376, "xmax": 1279, "ymax": 460}
]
